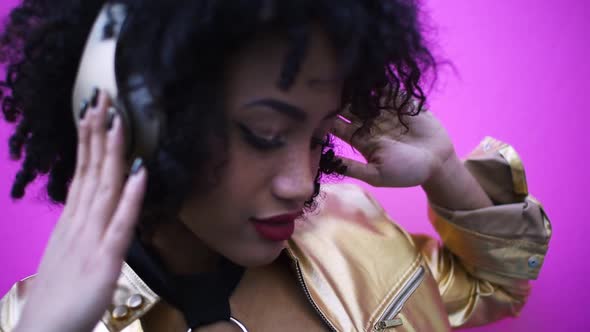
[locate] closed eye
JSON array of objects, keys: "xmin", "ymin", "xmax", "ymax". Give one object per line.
[{"xmin": 238, "ymin": 123, "xmax": 285, "ymax": 150}]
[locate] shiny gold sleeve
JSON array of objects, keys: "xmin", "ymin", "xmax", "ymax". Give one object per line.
[
  {"xmin": 0, "ymin": 276, "xmax": 34, "ymax": 332},
  {"xmin": 418, "ymin": 137, "xmax": 552, "ymax": 328}
]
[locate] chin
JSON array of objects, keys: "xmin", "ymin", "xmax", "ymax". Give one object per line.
[{"xmin": 225, "ymin": 239, "xmax": 286, "ymax": 267}]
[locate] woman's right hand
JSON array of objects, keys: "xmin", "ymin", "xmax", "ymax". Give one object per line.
[{"xmin": 14, "ymin": 90, "xmax": 148, "ymax": 332}]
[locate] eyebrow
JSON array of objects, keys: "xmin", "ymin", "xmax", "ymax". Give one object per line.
[{"xmin": 242, "ymin": 98, "xmax": 340, "ymax": 122}]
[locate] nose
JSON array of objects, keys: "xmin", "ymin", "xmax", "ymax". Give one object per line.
[{"xmin": 271, "ymin": 148, "xmax": 317, "ymax": 207}]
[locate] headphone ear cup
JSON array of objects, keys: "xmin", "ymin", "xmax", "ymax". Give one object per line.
[
  {"xmin": 119, "ymin": 74, "xmax": 164, "ymax": 161},
  {"xmin": 73, "ymin": 3, "xmax": 163, "ymax": 163}
]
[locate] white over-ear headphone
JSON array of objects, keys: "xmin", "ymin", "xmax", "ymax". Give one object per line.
[{"xmin": 72, "ymin": 3, "xmax": 165, "ymax": 161}]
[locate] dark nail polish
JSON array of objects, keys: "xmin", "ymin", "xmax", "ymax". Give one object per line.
[
  {"xmin": 79, "ymin": 100, "xmax": 89, "ymax": 119},
  {"xmin": 106, "ymin": 107, "xmax": 117, "ymax": 130},
  {"xmin": 90, "ymin": 87, "xmax": 100, "ymax": 108},
  {"xmin": 325, "ymin": 149, "xmax": 335, "ymax": 160},
  {"xmin": 130, "ymin": 158, "xmax": 144, "ymax": 175},
  {"xmin": 102, "ymin": 22, "xmax": 115, "ymax": 40}
]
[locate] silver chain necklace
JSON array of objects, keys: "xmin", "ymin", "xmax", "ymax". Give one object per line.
[{"xmin": 187, "ymin": 316, "xmax": 249, "ymax": 332}]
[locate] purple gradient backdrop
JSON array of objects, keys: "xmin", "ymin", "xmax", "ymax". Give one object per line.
[{"xmin": 1, "ymin": 0, "xmax": 588, "ymax": 330}]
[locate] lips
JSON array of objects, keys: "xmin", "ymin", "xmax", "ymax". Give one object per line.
[{"xmin": 250, "ymin": 211, "xmax": 303, "ymax": 241}]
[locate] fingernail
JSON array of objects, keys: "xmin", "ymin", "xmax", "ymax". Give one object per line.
[
  {"xmin": 106, "ymin": 107, "xmax": 117, "ymax": 130},
  {"xmin": 325, "ymin": 149, "xmax": 335, "ymax": 160},
  {"xmin": 90, "ymin": 87, "xmax": 100, "ymax": 108},
  {"xmin": 130, "ymin": 158, "xmax": 144, "ymax": 175},
  {"xmin": 79, "ymin": 99, "xmax": 89, "ymax": 119}
]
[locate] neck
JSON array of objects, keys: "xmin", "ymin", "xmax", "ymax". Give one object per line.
[{"xmin": 140, "ymin": 218, "xmax": 220, "ymax": 275}]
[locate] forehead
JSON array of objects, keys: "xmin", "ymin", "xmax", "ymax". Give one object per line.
[{"xmin": 224, "ymin": 26, "xmax": 343, "ymax": 117}]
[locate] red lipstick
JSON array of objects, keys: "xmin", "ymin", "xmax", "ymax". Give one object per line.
[{"xmin": 250, "ymin": 211, "xmax": 302, "ymax": 241}]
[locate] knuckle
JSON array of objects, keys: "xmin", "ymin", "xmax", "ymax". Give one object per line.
[
  {"xmin": 87, "ymin": 107, "xmax": 98, "ymax": 123},
  {"xmin": 106, "ymin": 138, "xmax": 123, "ymax": 157},
  {"xmin": 107, "ymin": 219, "xmax": 129, "ymax": 244},
  {"xmin": 78, "ymin": 121, "xmax": 90, "ymax": 136},
  {"xmin": 83, "ymin": 178, "xmax": 99, "ymax": 195},
  {"xmin": 89, "ymin": 160, "xmax": 102, "ymax": 175},
  {"xmin": 89, "ymin": 113, "xmax": 104, "ymax": 131},
  {"xmin": 76, "ymin": 158, "xmax": 89, "ymax": 174},
  {"xmin": 110, "ymin": 218, "xmax": 127, "ymax": 234},
  {"xmin": 97, "ymin": 181, "xmax": 116, "ymax": 198},
  {"xmin": 88, "ymin": 152, "xmax": 103, "ymax": 170}
]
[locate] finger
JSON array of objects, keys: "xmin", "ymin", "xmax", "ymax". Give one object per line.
[
  {"xmin": 102, "ymin": 160, "xmax": 147, "ymax": 258},
  {"xmin": 336, "ymin": 156, "xmax": 380, "ymax": 186},
  {"xmin": 87, "ymin": 113, "xmax": 127, "ymax": 234},
  {"xmin": 75, "ymin": 90, "xmax": 110, "ymax": 224},
  {"xmin": 62, "ymin": 111, "xmax": 91, "ymax": 218}
]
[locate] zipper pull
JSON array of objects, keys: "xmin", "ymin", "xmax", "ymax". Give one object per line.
[{"xmin": 374, "ymin": 317, "xmax": 403, "ymax": 330}]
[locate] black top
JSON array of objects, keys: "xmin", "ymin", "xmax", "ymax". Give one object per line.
[{"xmin": 126, "ymin": 236, "xmax": 245, "ymax": 329}]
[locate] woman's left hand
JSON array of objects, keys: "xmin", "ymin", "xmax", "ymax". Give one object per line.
[{"xmin": 331, "ymin": 103, "xmax": 457, "ymax": 188}]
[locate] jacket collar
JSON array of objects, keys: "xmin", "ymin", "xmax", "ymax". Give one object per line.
[{"xmin": 101, "ymin": 184, "xmax": 422, "ymax": 332}]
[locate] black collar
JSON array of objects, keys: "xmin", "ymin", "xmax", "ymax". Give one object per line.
[{"xmin": 126, "ymin": 236, "xmax": 245, "ymax": 329}]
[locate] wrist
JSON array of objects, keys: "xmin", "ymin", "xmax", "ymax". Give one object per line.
[
  {"xmin": 422, "ymin": 153, "xmax": 462, "ymax": 192},
  {"xmin": 421, "ymin": 153, "xmax": 493, "ymax": 210}
]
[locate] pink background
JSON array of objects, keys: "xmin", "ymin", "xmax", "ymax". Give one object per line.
[{"xmin": 1, "ymin": 0, "xmax": 588, "ymax": 330}]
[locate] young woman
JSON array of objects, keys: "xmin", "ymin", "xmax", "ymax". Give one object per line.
[{"xmin": 0, "ymin": 0, "xmax": 551, "ymax": 331}]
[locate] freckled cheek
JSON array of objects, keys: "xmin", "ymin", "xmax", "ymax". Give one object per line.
[{"xmin": 225, "ymin": 140, "xmax": 276, "ymax": 190}]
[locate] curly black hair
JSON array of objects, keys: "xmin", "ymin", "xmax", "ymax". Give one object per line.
[{"xmin": 0, "ymin": 0, "xmax": 436, "ymax": 221}]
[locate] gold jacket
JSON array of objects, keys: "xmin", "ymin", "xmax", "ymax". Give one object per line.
[{"xmin": 0, "ymin": 137, "xmax": 552, "ymax": 332}]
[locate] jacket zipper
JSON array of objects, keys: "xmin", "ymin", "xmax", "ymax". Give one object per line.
[
  {"xmin": 373, "ymin": 265, "xmax": 425, "ymax": 331},
  {"xmin": 289, "ymin": 256, "xmax": 338, "ymax": 332}
]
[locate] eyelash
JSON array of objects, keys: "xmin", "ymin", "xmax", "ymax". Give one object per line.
[{"xmin": 238, "ymin": 124, "xmax": 330, "ymax": 151}]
